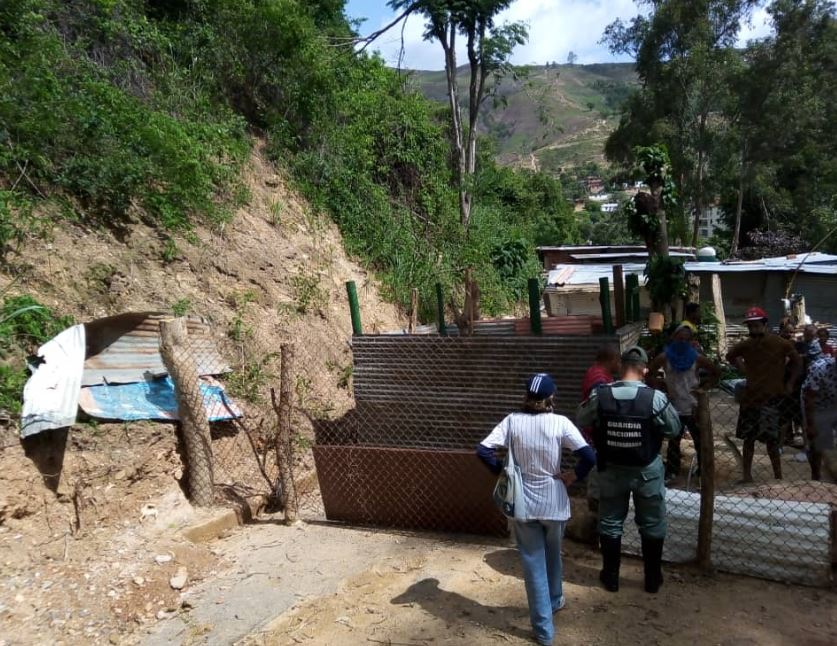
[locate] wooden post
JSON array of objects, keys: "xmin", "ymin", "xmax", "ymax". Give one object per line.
[
  {"xmin": 435, "ymin": 283, "xmax": 447, "ymax": 336},
  {"xmin": 159, "ymin": 318, "xmax": 214, "ymax": 507},
  {"xmin": 464, "ymin": 268, "xmax": 476, "ymax": 336},
  {"xmin": 696, "ymin": 389, "xmax": 715, "ymax": 572},
  {"xmin": 275, "ymin": 344, "xmax": 298, "ymax": 523},
  {"xmin": 599, "ymin": 277, "xmax": 614, "ymax": 334},
  {"xmin": 408, "ymin": 288, "xmax": 418, "ymax": 334},
  {"xmin": 710, "ymin": 274, "xmax": 727, "ymax": 358},
  {"xmin": 625, "ymin": 274, "xmax": 640, "ymax": 323},
  {"xmin": 527, "ymin": 278, "xmax": 542, "ymax": 335},
  {"xmin": 612, "ymin": 265, "xmax": 625, "ymax": 329}
]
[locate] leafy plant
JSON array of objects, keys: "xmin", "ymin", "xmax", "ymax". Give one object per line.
[
  {"xmin": 0, "ymin": 294, "xmax": 73, "ymax": 417},
  {"xmin": 291, "ymin": 269, "xmax": 327, "ymax": 315},
  {"xmin": 228, "ymin": 291, "xmax": 256, "ymax": 342},
  {"xmin": 171, "ymin": 298, "xmax": 191, "ymax": 317},
  {"xmin": 0, "ymin": 295, "xmax": 74, "ymax": 352},
  {"xmin": 644, "ymin": 256, "xmax": 687, "ymax": 310},
  {"xmin": 225, "ymin": 353, "xmax": 277, "ymax": 404}
]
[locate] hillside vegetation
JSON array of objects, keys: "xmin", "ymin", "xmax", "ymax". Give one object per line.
[
  {"xmin": 412, "ymin": 63, "xmax": 637, "ymax": 172},
  {"xmin": 0, "ymin": 0, "xmax": 580, "ymax": 329}
]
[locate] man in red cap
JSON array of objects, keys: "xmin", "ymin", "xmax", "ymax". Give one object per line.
[{"xmin": 726, "ymin": 307, "xmax": 802, "ymax": 482}]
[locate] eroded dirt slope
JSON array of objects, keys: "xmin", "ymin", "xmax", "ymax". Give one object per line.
[{"xmin": 0, "ymin": 142, "xmax": 402, "ymax": 644}]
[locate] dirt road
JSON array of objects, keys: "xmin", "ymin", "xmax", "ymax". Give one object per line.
[{"xmin": 141, "ymin": 518, "xmax": 836, "ymax": 646}]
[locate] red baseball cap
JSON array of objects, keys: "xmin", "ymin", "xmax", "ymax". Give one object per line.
[{"xmin": 743, "ymin": 306, "xmax": 768, "ymax": 322}]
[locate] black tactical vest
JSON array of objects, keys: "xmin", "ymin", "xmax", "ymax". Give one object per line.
[{"xmin": 594, "ymin": 384, "xmax": 661, "ymax": 471}]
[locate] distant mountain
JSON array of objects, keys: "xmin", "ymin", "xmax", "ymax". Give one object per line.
[{"xmin": 409, "ymin": 63, "xmax": 637, "ymax": 173}]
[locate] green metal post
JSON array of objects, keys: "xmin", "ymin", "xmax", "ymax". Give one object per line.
[
  {"xmin": 435, "ymin": 283, "xmax": 447, "ymax": 336},
  {"xmin": 527, "ymin": 278, "xmax": 542, "ymax": 335},
  {"xmin": 346, "ymin": 281, "xmax": 362, "ymax": 335},
  {"xmin": 599, "ymin": 277, "xmax": 614, "ymax": 334}
]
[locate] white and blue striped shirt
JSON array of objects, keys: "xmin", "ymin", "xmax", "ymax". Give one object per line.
[{"xmin": 480, "ymin": 412, "xmax": 588, "ymax": 521}]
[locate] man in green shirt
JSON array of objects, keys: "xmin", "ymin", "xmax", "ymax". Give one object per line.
[{"xmin": 577, "ymin": 346, "xmax": 682, "ymax": 594}]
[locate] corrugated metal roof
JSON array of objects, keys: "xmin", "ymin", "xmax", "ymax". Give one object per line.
[
  {"xmin": 547, "ymin": 263, "xmax": 648, "ymax": 287},
  {"xmin": 568, "ymin": 251, "xmax": 694, "ymax": 261},
  {"xmin": 82, "ymin": 312, "xmax": 228, "ymax": 386},
  {"xmin": 546, "ymin": 253, "xmax": 837, "ymax": 286},
  {"xmin": 622, "ymin": 489, "xmax": 832, "ymax": 586}
]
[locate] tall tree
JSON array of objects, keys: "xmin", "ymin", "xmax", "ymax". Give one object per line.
[
  {"xmin": 603, "ymin": 0, "xmax": 758, "ymax": 247},
  {"xmin": 388, "ymin": 1, "xmax": 527, "ymax": 231}
]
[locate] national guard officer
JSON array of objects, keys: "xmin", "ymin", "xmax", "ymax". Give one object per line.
[{"xmin": 576, "ymin": 346, "xmax": 682, "ymax": 594}]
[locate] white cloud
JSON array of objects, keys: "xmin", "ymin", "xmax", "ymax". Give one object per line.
[
  {"xmin": 737, "ymin": 5, "xmax": 774, "ymax": 45},
  {"xmin": 358, "ymin": 0, "xmax": 775, "ymax": 70}
]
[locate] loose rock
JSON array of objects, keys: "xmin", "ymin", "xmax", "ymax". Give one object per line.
[{"xmin": 169, "ymin": 567, "xmax": 188, "ymax": 590}]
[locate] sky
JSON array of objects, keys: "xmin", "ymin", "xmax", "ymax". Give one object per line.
[{"xmin": 344, "ymin": 0, "xmax": 775, "ymax": 70}]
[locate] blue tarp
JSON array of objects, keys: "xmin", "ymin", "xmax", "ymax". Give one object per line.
[{"xmin": 78, "ymin": 376, "xmax": 242, "ymax": 422}]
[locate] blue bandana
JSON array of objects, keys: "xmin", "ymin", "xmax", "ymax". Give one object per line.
[{"xmin": 665, "ymin": 340, "xmax": 698, "ymax": 372}]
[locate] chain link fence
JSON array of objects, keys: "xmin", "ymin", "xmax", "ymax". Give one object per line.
[{"xmin": 167, "ymin": 314, "xmax": 834, "ymax": 586}]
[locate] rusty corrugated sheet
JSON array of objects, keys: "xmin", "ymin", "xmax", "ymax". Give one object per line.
[
  {"xmin": 313, "ymin": 446, "xmax": 508, "ymax": 536},
  {"xmin": 82, "ymin": 312, "xmax": 228, "ymax": 385}
]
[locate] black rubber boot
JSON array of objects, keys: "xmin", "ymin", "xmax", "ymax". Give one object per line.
[
  {"xmin": 641, "ymin": 536, "xmax": 664, "ymax": 593},
  {"xmin": 598, "ymin": 535, "xmax": 621, "ymax": 592}
]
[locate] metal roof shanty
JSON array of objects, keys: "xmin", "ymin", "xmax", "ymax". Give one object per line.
[
  {"xmin": 82, "ymin": 312, "xmax": 229, "ymax": 386},
  {"xmin": 546, "ymin": 252, "xmax": 837, "ymax": 287}
]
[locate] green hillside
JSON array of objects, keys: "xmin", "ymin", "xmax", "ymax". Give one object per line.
[{"xmin": 410, "ymin": 63, "xmax": 637, "ymax": 172}]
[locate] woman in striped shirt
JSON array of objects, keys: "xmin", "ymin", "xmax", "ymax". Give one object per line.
[{"xmin": 478, "ymin": 373, "xmax": 596, "ymax": 646}]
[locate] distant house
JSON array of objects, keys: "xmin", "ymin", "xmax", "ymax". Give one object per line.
[
  {"xmin": 687, "ymin": 252, "xmax": 837, "ymax": 322},
  {"xmin": 584, "ymin": 176, "xmax": 605, "ymax": 194},
  {"xmin": 697, "ymin": 205, "xmax": 726, "ymax": 239},
  {"xmin": 541, "ymin": 251, "xmax": 837, "ymax": 324}
]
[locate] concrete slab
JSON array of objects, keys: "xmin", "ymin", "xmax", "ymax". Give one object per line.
[{"xmin": 141, "ymin": 518, "xmax": 461, "ymax": 646}]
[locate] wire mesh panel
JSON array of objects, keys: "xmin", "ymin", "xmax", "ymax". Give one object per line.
[
  {"xmin": 651, "ymin": 336, "xmax": 836, "ymax": 586},
  {"xmin": 308, "ymin": 331, "xmax": 641, "ymax": 536},
  {"xmin": 158, "ymin": 321, "xmax": 280, "ymax": 507}
]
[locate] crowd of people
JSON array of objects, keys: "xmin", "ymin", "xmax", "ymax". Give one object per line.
[{"xmin": 475, "ymin": 304, "xmax": 835, "ymax": 645}]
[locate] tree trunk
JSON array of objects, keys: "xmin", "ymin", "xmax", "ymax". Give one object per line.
[
  {"xmin": 696, "ymin": 388, "xmax": 715, "ymax": 572},
  {"xmin": 275, "ymin": 344, "xmax": 298, "ymax": 523},
  {"xmin": 730, "ymin": 144, "xmax": 747, "ymax": 257},
  {"xmin": 439, "ymin": 27, "xmax": 470, "ymax": 230},
  {"xmin": 159, "ymin": 318, "xmax": 214, "ymax": 507},
  {"xmin": 691, "ymin": 148, "xmax": 705, "ymax": 248}
]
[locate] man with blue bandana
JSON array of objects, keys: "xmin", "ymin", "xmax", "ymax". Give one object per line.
[
  {"xmin": 577, "ymin": 346, "xmax": 682, "ymax": 594},
  {"xmin": 647, "ymin": 324, "xmax": 720, "ymax": 482}
]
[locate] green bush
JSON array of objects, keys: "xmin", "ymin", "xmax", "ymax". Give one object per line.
[
  {"xmin": 0, "ymin": 294, "xmax": 74, "ymax": 416},
  {"xmin": 0, "ymin": 0, "xmax": 248, "ymax": 233},
  {"xmin": 0, "ymin": 0, "xmax": 582, "ymax": 321}
]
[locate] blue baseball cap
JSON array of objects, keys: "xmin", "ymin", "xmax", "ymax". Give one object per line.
[{"xmin": 526, "ymin": 373, "xmax": 556, "ymax": 400}]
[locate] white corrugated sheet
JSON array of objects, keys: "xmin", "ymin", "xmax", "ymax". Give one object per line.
[
  {"xmin": 20, "ymin": 324, "xmax": 86, "ymax": 438},
  {"xmin": 621, "ymin": 489, "xmax": 833, "ymax": 586},
  {"xmin": 547, "ymin": 263, "xmax": 647, "ymax": 287}
]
